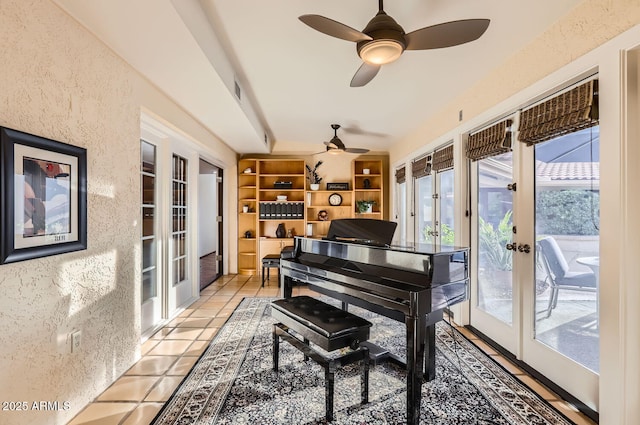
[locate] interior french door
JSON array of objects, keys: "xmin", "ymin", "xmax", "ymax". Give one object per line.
[
  {"xmin": 141, "ymin": 140, "xmax": 161, "ymax": 334},
  {"xmin": 140, "ymin": 128, "xmax": 197, "ymax": 336},
  {"xmin": 168, "ymin": 152, "xmax": 192, "ymax": 313}
]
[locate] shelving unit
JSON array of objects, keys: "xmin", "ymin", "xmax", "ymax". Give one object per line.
[
  {"xmin": 353, "ymin": 159, "xmax": 383, "ymax": 220},
  {"xmin": 305, "ymin": 190, "xmax": 353, "ymax": 238},
  {"xmin": 238, "ymin": 157, "xmax": 386, "ymax": 274},
  {"xmin": 237, "ymin": 158, "xmax": 258, "ymax": 275}
]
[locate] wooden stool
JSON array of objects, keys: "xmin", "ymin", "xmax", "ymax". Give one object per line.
[
  {"xmin": 261, "ymin": 254, "xmax": 280, "ymax": 287},
  {"xmin": 271, "ymin": 296, "xmax": 371, "ymax": 422}
]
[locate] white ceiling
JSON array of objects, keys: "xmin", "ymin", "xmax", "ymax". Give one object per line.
[{"xmin": 52, "ymin": 0, "xmax": 582, "ymax": 155}]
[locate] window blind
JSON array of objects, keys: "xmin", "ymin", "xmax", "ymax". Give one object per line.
[
  {"xmin": 466, "ymin": 119, "xmax": 512, "ymax": 161},
  {"xmin": 519, "ymin": 80, "xmax": 598, "ymax": 146},
  {"xmin": 395, "ymin": 166, "xmax": 406, "ymax": 184},
  {"xmin": 432, "ymin": 145, "xmax": 454, "ymax": 171},
  {"xmin": 411, "ymin": 155, "xmax": 431, "ymax": 179}
]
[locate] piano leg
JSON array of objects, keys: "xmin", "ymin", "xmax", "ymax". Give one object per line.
[
  {"xmin": 405, "ymin": 314, "xmax": 426, "ymax": 425},
  {"xmin": 423, "ymin": 310, "xmax": 443, "ymax": 382}
]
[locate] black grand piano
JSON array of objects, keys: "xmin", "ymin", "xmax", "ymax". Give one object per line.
[{"xmin": 279, "ymin": 219, "xmax": 469, "ymax": 425}]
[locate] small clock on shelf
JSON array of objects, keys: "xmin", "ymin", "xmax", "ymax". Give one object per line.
[{"xmin": 328, "ymin": 193, "xmax": 343, "ymax": 206}]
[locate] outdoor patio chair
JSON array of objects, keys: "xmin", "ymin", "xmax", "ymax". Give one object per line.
[{"xmin": 537, "ymin": 236, "xmax": 597, "ymax": 318}]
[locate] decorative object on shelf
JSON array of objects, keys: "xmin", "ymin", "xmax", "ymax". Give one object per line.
[
  {"xmin": 273, "ymin": 181, "xmax": 293, "ymax": 189},
  {"xmin": 326, "ymin": 182, "xmax": 349, "ymax": 190},
  {"xmin": 276, "ymin": 195, "xmax": 288, "ymax": 201},
  {"xmin": 306, "ymin": 160, "xmax": 323, "ymax": 190},
  {"xmin": 363, "ymin": 178, "xmax": 371, "ymax": 189},
  {"xmin": 286, "ymin": 228, "xmax": 293, "ymax": 238},
  {"xmin": 362, "ymin": 168, "xmax": 370, "ymax": 175},
  {"xmin": 356, "ymin": 200, "xmax": 376, "ymax": 214},
  {"xmin": 328, "ymin": 193, "xmax": 343, "ymax": 206},
  {"xmin": 306, "ymin": 223, "xmax": 313, "ymax": 236},
  {"xmin": 243, "ymin": 167, "xmax": 252, "ymax": 173},
  {"xmin": 318, "ymin": 210, "xmax": 329, "ymax": 221},
  {"xmin": 275, "ymin": 223, "xmax": 287, "ymax": 238},
  {"xmin": 244, "ymin": 230, "xmax": 252, "ymax": 238},
  {"xmin": 242, "ymin": 205, "xmax": 249, "ymax": 213}
]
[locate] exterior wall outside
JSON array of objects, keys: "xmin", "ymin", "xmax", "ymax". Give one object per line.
[
  {"xmin": 388, "ymin": 1, "xmax": 640, "ymax": 423},
  {"xmin": 0, "ymin": 0, "xmax": 235, "ymax": 424}
]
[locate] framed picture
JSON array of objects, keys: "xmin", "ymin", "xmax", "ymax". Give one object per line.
[
  {"xmin": 0, "ymin": 127, "xmax": 87, "ymax": 264},
  {"xmin": 326, "ymin": 182, "xmax": 350, "ymax": 190}
]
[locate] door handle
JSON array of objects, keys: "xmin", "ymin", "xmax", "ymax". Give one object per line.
[
  {"xmin": 517, "ymin": 243, "xmax": 531, "ymax": 253},
  {"xmin": 505, "ymin": 243, "xmax": 517, "ymax": 251}
]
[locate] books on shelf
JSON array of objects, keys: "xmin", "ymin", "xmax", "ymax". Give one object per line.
[{"xmin": 259, "ymin": 202, "xmax": 304, "ymax": 220}]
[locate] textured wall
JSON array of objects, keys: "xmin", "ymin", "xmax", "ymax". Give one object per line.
[{"xmin": 0, "ymin": 0, "xmax": 140, "ymax": 424}]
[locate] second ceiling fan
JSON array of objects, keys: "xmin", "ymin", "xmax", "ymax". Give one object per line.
[
  {"xmin": 299, "ymin": 0, "xmax": 490, "ymax": 87},
  {"xmin": 324, "ymin": 124, "xmax": 369, "ymax": 154}
]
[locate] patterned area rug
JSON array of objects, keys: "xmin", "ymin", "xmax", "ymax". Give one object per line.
[{"xmin": 153, "ymin": 297, "xmax": 573, "ymax": 424}]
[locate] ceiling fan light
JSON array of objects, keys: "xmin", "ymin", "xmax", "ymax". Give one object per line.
[
  {"xmin": 327, "ymin": 148, "xmax": 342, "ymax": 155},
  {"xmin": 359, "ymin": 39, "xmax": 403, "ymax": 65}
]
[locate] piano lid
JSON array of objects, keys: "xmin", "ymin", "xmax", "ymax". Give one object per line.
[{"xmin": 325, "ymin": 218, "xmax": 397, "ymax": 247}]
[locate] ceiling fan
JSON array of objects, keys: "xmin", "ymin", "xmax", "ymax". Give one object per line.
[
  {"xmin": 299, "ymin": 0, "xmax": 490, "ymax": 87},
  {"xmin": 323, "ymin": 124, "xmax": 370, "ymax": 154}
]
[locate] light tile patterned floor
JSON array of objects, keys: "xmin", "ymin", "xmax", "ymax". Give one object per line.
[{"xmin": 67, "ymin": 275, "xmax": 597, "ymax": 425}]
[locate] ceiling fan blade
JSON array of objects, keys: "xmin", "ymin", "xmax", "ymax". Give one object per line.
[
  {"xmin": 405, "ymin": 19, "xmax": 490, "ymax": 50},
  {"xmin": 350, "ymin": 62, "xmax": 381, "ymax": 87},
  {"xmin": 344, "ymin": 147, "xmax": 370, "ymax": 154},
  {"xmin": 299, "ymin": 15, "xmax": 373, "ymax": 43}
]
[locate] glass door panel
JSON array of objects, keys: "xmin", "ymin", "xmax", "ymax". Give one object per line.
[
  {"xmin": 531, "ymin": 127, "xmax": 600, "ymax": 371},
  {"xmin": 170, "ymin": 154, "xmax": 190, "ymax": 311},
  {"xmin": 415, "ymin": 175, "xmax": 434, "ymax": 243},
  {"xmin": 437, "ymin": 169, "xmax": 455, "ymax": 245},
  {"xmin": 476, "ymin": 154, "xmax": 514, "ymax": 324}
]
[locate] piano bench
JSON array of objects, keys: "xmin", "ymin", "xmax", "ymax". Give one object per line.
[
  {"xmin": 271, "ymin": 296, "xmax": 372, "ymax": 422},
  {"xmin": 261, "ymin": 254, "xmax": 281, "ymax": 287}
]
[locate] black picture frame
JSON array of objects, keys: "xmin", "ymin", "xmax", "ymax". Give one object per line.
[
  {"xmin": 0, "ymin": 127, "xmax": 87, "ymax": 264},
  {"xmin": 326, "ymin": 182, "xmax": 350, "ymax": 190}
]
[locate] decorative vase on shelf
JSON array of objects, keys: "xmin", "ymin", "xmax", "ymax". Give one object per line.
[
  {"xmin": 275, "ymin": 223, "xmax": 286, "ymax": 238},
  {"xmin": 310, "ymin": 183, "xmax": 320, "ymax": 191}
]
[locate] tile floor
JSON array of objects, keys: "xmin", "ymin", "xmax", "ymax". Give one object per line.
[{"xmin": 68, "ymin": 274, "xmax": 596, "ymax": 425}]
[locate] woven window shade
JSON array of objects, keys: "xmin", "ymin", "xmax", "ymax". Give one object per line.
[
  {"xmin": 432, "ymin": 145, "xmax": 454, "ymax": 171},
  {"xmin": 466, "ymin": 119, "xmax": 512, "ymax": 161},
  {"xmin": 519, "ymin": 80, "xmax": 598, "ymax": 146},
  {"xmin": 411, "ymin": 155, "xmax": 431, "ymax": 179},
  {"xmin": 395, "ymin": 166, "xmax": 406, "ymax": 184}
]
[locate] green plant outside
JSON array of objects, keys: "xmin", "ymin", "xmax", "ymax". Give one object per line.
[
  {"xmin": 479, "ymin": 210, "xmax": 513, "ymax": 271},
  {"xmin": 423, "ymin": 223, "xmax": 455, "ymax": 245},
  {"xmin": 536, "ymin": 190, "xmax": 599, "ymax": 235}
]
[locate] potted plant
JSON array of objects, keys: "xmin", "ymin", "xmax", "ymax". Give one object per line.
[
  {"xmin": 356, "ymin": 200, "xmax": 376, "ymax": 214},
  {"xmin": 306, "ymin": 160, "xmax": 323, "ymax": 190}
]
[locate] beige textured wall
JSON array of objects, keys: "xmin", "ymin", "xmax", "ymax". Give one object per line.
[
  {"xmin": 0, "ymin": 1, "xmax": 140, "ymax": 424},
  {"xmin": 390, "ymin": 0, "xmax": 640, "ymax": 164},
  {"xmin": 0, "ymin": 1, "xmax": 235, "ymax": 424}
]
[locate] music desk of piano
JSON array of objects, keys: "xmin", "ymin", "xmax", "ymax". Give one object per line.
[{"xmin": 279, "ymin": 236, "xmax": 469, "ymax": 425}]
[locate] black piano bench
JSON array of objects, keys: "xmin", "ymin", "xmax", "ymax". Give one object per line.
[
  {"xmin": 261, "ymin": 254, "xmax": 281, "ymax": 287},
  {"xmin": 271, "ymin": 296, "xmax": 372, "ymax": 422}
]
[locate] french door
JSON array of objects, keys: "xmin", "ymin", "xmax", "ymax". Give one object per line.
[
  {"xmin": 469, "ymin": 126, "xmax": 600, "ymax": 411},
  {"xmin": 414, "ymin": 168, "xmax": 455, "ymax": 245},
  {"xmin": 140, "ymin": 134, "xmax": 196, "ymax": 336}
]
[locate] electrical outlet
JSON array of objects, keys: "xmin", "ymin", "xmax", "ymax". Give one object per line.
[{"xmin": 71, "ymin": 330, "xmax": 81, "ymax": 353}]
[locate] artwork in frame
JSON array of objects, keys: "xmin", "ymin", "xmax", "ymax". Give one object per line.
[{"xmin": 0, "ymin": 127, "xmax": 87, "ymax": 264}]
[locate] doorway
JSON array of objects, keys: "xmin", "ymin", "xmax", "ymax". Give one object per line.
[{"xmin": 198, "ymin": 159, "xmax": 223, "ymax": 289}]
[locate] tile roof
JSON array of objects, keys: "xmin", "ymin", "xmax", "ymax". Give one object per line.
[{"xmin": 536, "ymin": 161, "xmax": 599, "ymax": 180}]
